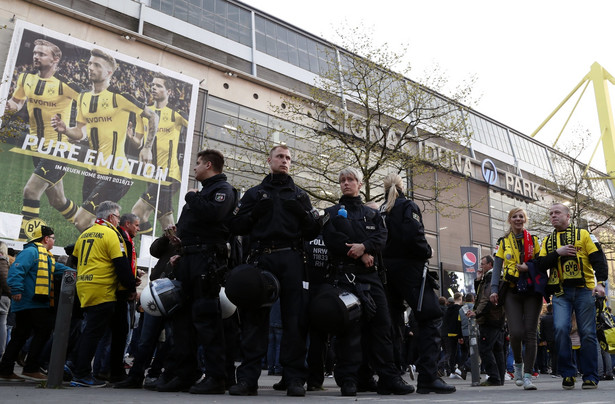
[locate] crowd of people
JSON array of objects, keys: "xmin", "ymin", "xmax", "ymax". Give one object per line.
[{"xmin": 0, "ymin": 144, "xmax": 612, "ymax": 398}]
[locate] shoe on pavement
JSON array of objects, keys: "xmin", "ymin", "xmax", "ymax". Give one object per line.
[
  {"xmin": 357, "ymin": 376, "xmax": 378, "ymax": 392},
  {"xmin": 71, "ymin": 375, "xmax": 106, "ymax": 387},
  {"xmin": 113, "ymin": 376, "xmax": 143, "ymax": 389},
  {"xmin": 514, "ymin": 363, "xmax": 524, "ymax": 386},
  {"xmin": 272, "ymin": 378, "xmax": 286, "ymax": 391},
  {"xmin": 562, "ymin": 376, "xmax": 576, "ymax": 390},
  {"xmin": 582, "ymin": 380, "xmax": 598, "ymax": 389},
  {"xmin": 286, "ymin": 380, "xmax": 306, "ymax": 397},
  {"xmin": 340, "ymin": 380, "xmax": 357, "ymax": 397},
  {"xmin": 156, "ymin": 375, "xmax": 193, "ymax": 392},
  {"xmin": 479, "ymin": 378, "xmax": 500, "ymax": 386},
  {"xmin": 189, "ymin": 376, "xmax": 225, "ymax": 394},
  {"xmin": 229, "ymin": 380, "xmax": 258, "ymax": 396},
  {"xmin": 0, "ymin": 373, "xmax": 25, "ymax": 382},
  {"xmin": 416, "ymin": 377, "xmax": 456, "ymax": 394},
  {"xmin": 522, "ymin": 376, "xmax": 537, "ymax": 390},
  {"xmin": 307, "ymin": 384, "xmax": 324, "ymax": 391},
  {"xmin": 376, "ymin": 376, "xmax": 415, "ymax": 395},
  {"xmin": 21, "ymin": 371, "xmax": 47, "ymax": 382}
]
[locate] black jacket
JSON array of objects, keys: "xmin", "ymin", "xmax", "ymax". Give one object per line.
[
  {"xmin": 231, "ymin": 173, "xmax": 320, "ymax": 245},
  {"xmin": 380, "ymin": 194, "xmax": 431, "ymax": 261},
  {"xmin": 176, "ymin": 173, "xmax": 236, "ymax": 246},
  {"xmin": 322, "ymin": 195, "xmax": 387, "ymax": 268}
]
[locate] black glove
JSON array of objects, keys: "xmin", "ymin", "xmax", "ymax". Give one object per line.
[
  {"xmin": 282, "ymin": 199, "xmax": 307, "ymax": 219},
  {"xmin": 251, "ymin": 197, "xmax": 273, "ymax": 219},
  {"xmin": 355, "ymin": 283, "xmax": 377, "ymax": 321}
]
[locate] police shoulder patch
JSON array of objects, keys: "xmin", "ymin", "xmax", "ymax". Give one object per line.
[{"xmin": 215, "ymin": 193, "xmax": 226, "ymax": 202}]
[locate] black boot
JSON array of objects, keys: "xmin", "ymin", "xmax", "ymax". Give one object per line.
[
  {"xmin": 189, "ymin": 377, "xmax": 225, "ymax": 394},
  {"xmin": 113, "ymin": 376, "xmax": 143, "ymax": 389},
  {"xmin": 229, "ymin": 380, "xmax": 258, "ymax": 396},
  {"xmin": 377, "ymin": 376, "xmax": 415, "ymax": 395},
  {"xmin": 287, "ymin": 380, "xmax": 306, "ymax": 397},
  {"xmin": 416, "ymin": 377, "xmax": 456, "ymax": 394}
]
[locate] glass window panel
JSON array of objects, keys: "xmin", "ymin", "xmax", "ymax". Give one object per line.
[
  {"xmin": 189, "ymin": 0, "xmax": 202, "ymax": 6},
  {"xmin": 255, "ymin": 32, "xmax": 266, "ymax": 51},
  {"xmin": 227, "ymin": 3, "xmax": 240, "ymax": 22},
  {"xmin": 266, "ymin": 36, "xmax": 277, "ymax": 56},
  {"xmin": 203, "ymin": 0, "xmax": 214, "ymax": 12},
  {"xmin": 201, "ymin": 11, "xmax": 215, "ymax": 31},
  {"xmin": 214, "ymin": 19, "xmax": 225, "ymax": 36},
  {"xmin": 227, "ymin": 20, "xmax": 240, "ymax": 42},
  {"xmin": 239, "ymin": 9, "xmax": 251, "ymax": 28},
  {"xmin": 214, "ymin": 0, "xmax": 227, "ymax": 17},
  {"xmin": 161, "ymin": 0, "xmax": 173, "ymax": 14},
  {"xmin": 208, "ymin": 96, "xmax": 239, "ymax": 116}
]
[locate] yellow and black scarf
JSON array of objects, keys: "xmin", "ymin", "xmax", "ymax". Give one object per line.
[
  {"xmin": 545, "ymin": 225, "xmax": 584, "ymax": 295},
  {"xmin": 33, "ymin": 242, "xmax": 55, "ymax": 306}
]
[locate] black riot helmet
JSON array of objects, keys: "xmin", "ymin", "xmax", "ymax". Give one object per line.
[
  {"xmin": 309, "ymin": 283, "xmax": 362, "ymax": 334},
  {"xmin": 225, "ymin": 264, "xmax": 280, "ymax": 308}
]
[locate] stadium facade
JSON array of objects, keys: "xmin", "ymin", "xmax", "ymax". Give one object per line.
[{"xmin": 1, "ymin": 0, "xmax": 613, "ymax": 297}]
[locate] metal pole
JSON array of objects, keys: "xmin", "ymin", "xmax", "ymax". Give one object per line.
[{"xmin": 47, "ymin": 269, "xmax": 77, "ymax": 388}]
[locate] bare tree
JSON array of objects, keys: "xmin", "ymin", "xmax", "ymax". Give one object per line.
[{"xmin": 225, "ymin": 26, "xmax": 477, "ymax": 209}]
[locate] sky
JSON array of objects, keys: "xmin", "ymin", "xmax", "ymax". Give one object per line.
[{"xmin": 244, "ymin": 0, "xmax": 615, "ymax": 172}]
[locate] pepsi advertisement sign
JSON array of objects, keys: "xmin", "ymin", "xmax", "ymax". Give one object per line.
[{"xmin": 460, "ymin": 246, "xmax": 480, "ymax": 293}]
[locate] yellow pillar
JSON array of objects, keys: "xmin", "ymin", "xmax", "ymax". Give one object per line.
[{"xmin": 590, "ymin": 62, "xmax": 615, "ymax": 185}]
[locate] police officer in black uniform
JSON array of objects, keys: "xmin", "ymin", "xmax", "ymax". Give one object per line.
[
  {"xmin": 380, "ymin": 173, "xmax": 455, "ymax": 394},
  {"xmin": 229, "ymin": 144, "xmax": 320, "ymax": 397},
  {"xmin": 155, "ymin": 149, "xmax": 236, "ymax": 393},
  {"xmin": 322, "ymin": 167, "xmax": 414, "ymax": 397}
]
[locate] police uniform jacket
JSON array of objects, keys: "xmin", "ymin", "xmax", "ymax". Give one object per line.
[
  {"xmin": 381, "ymin": 194, "xmax": 431, "ymax": 262},
  {"xmin": 176, "ymin": 173, "xmax": 235, "ymax": 246},
  {"xmin": 322, "ymin": 195, "xmax": 387, "ymax": 269},
  {"xmin": 231, "ymin": 173, "xmax": 320, "ymax": 244}
]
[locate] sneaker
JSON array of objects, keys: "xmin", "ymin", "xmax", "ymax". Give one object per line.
[
  {"xmin": 531, "ymin": 371, "xmax": 539, "ymax": 380},
  {"xmin": 522, "ymin": 376, "xmax": 537, "ymax": 390},
  {"xmin": 513, "ymin": 363, "xmax": 523, "ymax": 386},
  {"xmin": 582, "ymin": 380, "xmax": 598, "ymax": 389},
  {"xmin": 603, "ymin": 375, "xmax": 614, "ymax": 381},
  {"xmin": 21, "ymin": 371, "xmax": 47, "ymax": 382},
  {"xmin": 504, "ymin": 372, "xmax": 512, "ymax": 381},
  {"xmin": 562, "ymin": 376, "xmax": 576, "ymax": 390},
  {"xmin": 0, "ymin": 373, "xmax": 25, "ymax": 382},
  {"xmin": 448, "ymin": 372, "xmax": 462, "ymax": 379},
  {"xmin": 71, "ymin": 375, "xmax": 107, "ymax": 387}
]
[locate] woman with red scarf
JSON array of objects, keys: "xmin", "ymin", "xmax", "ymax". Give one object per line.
[{"xmin": 489, "ymin": 207, "xmax": 543, "ymax": 390}]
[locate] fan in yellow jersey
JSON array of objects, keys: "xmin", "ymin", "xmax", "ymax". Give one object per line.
[
  {"xmin": 131, "ymin": 75, "xmax": 186, "ymax": 235},
  {"xmin": 71, "ymin": 201, "xmax": 137, "ymax": 387},
  {"xmin": 5, "ymin": 39, "xmax": 80, "ymax": 241},
  {"xmin": 52, "ymin": 48, "xmax": 159, "ymax": 232}
]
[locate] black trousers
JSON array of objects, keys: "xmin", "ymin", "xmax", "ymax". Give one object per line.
[
  {"xmin": 332, "ymin": 270, "xmax": 398, "ymax": 386},
  {"xmin": 0, "ymin": 307, "xmax": 53, "ymax": 374},
  {"xmin": 384, "ymin": 258, "xmax": 443, "ymax": 385},
  {"xmin": 165, "ymin": 250, "xmax": 226, "ymax": 381},
  {"xmin": 236, "ymin": 249, "xmax": 309, "ymax": 387},
  {"xmin": 478, "ymin": 324, "xmax": 505, "ymax": 383}
]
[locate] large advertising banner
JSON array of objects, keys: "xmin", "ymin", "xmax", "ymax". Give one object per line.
[{"xmin": 0, "ymin": 21, "xmax": 198, "ymax": 254}]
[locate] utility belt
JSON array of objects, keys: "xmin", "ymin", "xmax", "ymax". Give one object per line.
[
  {"xmin": 332, "ymin": 261, "xmax": 376, "ymax": 275},
  {"xmin": 180, "ymin": 242, "xmax": 227, "ymax": 256},
  {"xmin": 251, "ymin": 240, "xmax": 303, "ymax": 255}
]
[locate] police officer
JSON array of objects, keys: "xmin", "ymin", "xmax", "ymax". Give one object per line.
[
  {"xmin": 379, "ymin": 173, "xmax": 455, "ymax": 394},
  {"xmin": 155, "ymin": 149, "xmax": 236, "ymax": 393},
  {"xmin": 230, "ymin": 144, "xmax": 320, "ymax": 397},
  {"xmin": 322, "ymin": 168, "xmax": 413, "ymax": 397}
]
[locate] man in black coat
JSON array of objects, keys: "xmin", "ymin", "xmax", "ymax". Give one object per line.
[{"xmin": 230, "ymin": 145, "xmax": 320, "ymax": 397}]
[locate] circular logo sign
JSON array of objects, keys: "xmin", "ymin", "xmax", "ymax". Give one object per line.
[
  {"xmin": 462, "ymin": 252, "xmax": 477, "ymax": 267},
  {"xmin": 481, "ymin": 159, "xmax": 498, "ymax": 185}
]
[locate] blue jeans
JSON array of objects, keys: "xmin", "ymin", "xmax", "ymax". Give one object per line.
[{"xmin": 552, "ymin": 287, "xmax": 599, "ymax": 383}]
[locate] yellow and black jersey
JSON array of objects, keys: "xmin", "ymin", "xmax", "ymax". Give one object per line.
[
  {"xmin": 12, "ymin": 72, "xmax": 80, "ymax": 147},
  {"xmin": 73, "ymin": 222, "xmax": 127, "ymax": 308},
  {"xmin": 77, "ymin": 89, "xmax": 145, "ymax": 175},
  {"xmin": 539, "ymin": 226, "xmax": 600, "ymax": 290},
  {"xmin": 147, "ymin": 105, "xmax": 187, "ymax": 182}
]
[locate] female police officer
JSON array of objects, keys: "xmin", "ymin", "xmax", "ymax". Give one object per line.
[{"xmin": 321, "ymin": 168, "xmax": 413, "ymax": 397}]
